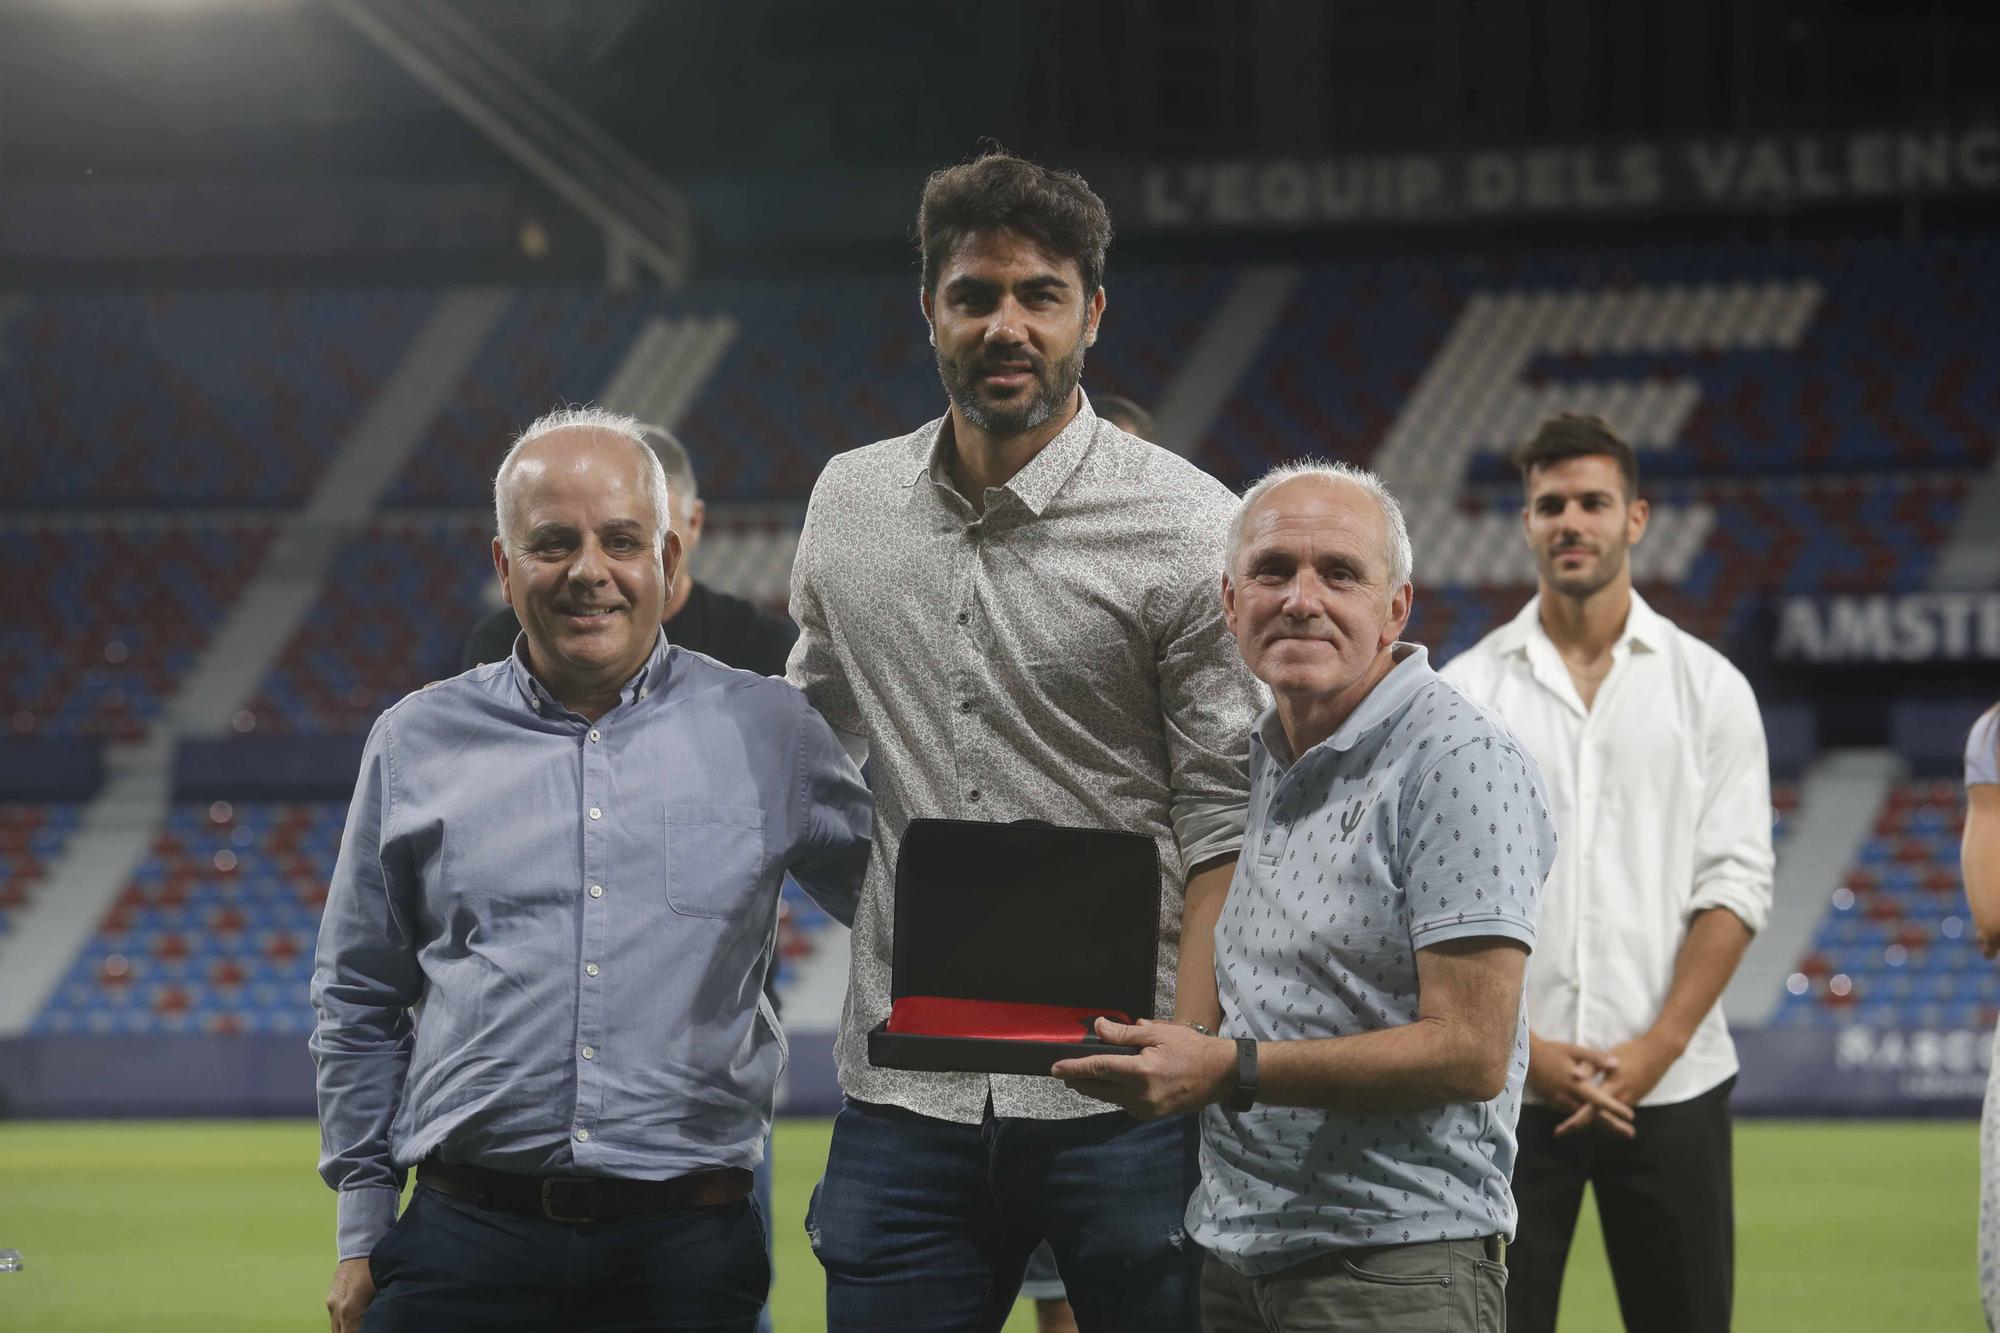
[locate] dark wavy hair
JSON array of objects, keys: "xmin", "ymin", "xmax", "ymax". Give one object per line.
[
  {"xmin": 1511, "ymin": 413, "xmax": 1640, "ymax": 501},
  {"xmin": 917, "ymin": 150, "xmax": 1113, "ymax": 298}
]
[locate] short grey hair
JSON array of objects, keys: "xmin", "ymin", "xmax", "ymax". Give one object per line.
[
  {"xmin": 641, "ymin": 424, "xmax": 698, "ymax": 512},
  {"xmin": 1227, "ymin": 459, "xmax": 1413, "ymax": 589},
  {"xmin": 493, "ymin": 405, "xmax": 673, "ymax": 548}
]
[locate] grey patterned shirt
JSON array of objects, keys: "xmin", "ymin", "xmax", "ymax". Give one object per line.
[
  {"xmin": 1189, "ymin": 646, "xmax": 1557, "ymax": 1274},
  {"xmin": 786, "ymin": 393, "xmax": 1265, "ymax": 1123}
]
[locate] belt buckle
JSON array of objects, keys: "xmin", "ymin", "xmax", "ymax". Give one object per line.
[{"xmin": 540, "ymin": 1177, "xmax": 597, "ymax": 1224}]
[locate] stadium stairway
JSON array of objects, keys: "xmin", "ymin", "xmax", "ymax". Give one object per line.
[
  {"xmin": 597, "ymin": 313, "xmax": 738, "ymax": 430},
  {"xmin": 0, "ymin": 292, "xmax": 508, "ymax": 1037},
  {"xmin": 1932, "ymin": 447, "xmax": 2000, "ymax": 590},
  {"xmin": 1151, "ymin": 266, "xmax": 1300, "ymax": 460},
  {"xmin": 1725, "ymin": 748, "xmax": 1902, "ymax": 1026},
  {"xmin": 0, "ymin": 736, "xmax": 171, "ymax": 1032},
  {"xmin": 163, "ymin": 291, "xmax": 508, "ymax": 737}
]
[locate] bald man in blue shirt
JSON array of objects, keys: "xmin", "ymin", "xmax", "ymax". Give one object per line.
[{"xmin": 312, "ymin": 407, "xmax": 872, "ymax": 1332}]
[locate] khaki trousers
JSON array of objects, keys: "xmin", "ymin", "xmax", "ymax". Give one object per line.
[{"xmin": 1200, "ymin": 1237, "xmax": 1506, "ymax": 1333}]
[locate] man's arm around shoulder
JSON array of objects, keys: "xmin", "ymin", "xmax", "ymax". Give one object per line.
[{"xmin": 784, "ymin": 687, "xmax": 872, "ymax": 928}]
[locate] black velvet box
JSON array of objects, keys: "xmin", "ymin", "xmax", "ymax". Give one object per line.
[{"xmin": 865, "ymin": 818, "xmax": 1161, "ymax": 1077}]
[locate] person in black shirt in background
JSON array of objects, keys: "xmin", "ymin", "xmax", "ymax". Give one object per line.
[
  {"xmin": 464, "ymin": 422, "xmax": 797, "ymax": 676},
  {"xmin": 462, "ymin": 421, "xmax": 798, "ymax": 1333}
]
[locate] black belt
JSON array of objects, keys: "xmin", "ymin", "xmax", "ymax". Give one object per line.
[{"xmin": 416, "ymin": 1159, "xmax": 753, "ymax": 1224}]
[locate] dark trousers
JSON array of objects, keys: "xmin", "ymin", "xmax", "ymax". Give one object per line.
[
  {"xmin": 1508, "ymin": 1075, "xmax": 1736, "ymax": 1333},
  {"xmin": 753, "ymin": 1140, "xmax": 774, "ymax": 1333},
  {"xmin": 806, "ymin": 1098, "xmax": 1203, "ymax": 1333},
  {"xmin": 363, "ymin": 1184, "xmax": 769, "ymax": 1332}
]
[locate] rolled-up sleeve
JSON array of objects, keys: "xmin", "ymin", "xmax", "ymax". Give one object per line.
[
  {"xmin": 1157, "ymin": 565, "xmax": 1263, "ymax": 869},
  {"xmin": 1687, "ymin": 668, "xmax": 1775, "ymax": 933},
  {"xmin": 309, "ymin": 712, "xmax": 423, "ymax": 1260},
  {"xmin": 787, "ymin": 690, "xmax": 873, "ymax": 929}
]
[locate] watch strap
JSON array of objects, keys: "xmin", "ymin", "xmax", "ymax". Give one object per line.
[{"xmin": 1226, "ymin": 1037, "xmax": 1258, "ymax": 1111}]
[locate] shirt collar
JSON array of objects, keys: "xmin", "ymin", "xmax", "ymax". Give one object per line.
[
  {"xmin": 1495, "ymin": 588, "xmax": 1666, "ymax": 657},
  {"xmin": 1253, "ymin": 643, "xmax": 1433, "ymax": 768},
  {"xmin": 507, "ymin": 628, "xmax": 672, "ymax": 719},
  {"xmin": 904, "ymin": 389, "xmax": 1101, "ymax": 518}
]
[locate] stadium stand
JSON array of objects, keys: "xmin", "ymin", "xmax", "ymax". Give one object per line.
[
  {"xmin": 1205, "ymin": 239, "xmax": 1999, "ymax": 486},
  {"xmin": 380, "ymin": 266, "xmax": 1237, "ymax": 508},
  {"xmin": 12, "ymin": 233, "xmax": 1995, "ymax": 1115},
  {"xmin": 1776, "ymin": 780, "xmax": 1995, "ymax": 1032},
  {"xmin": 0, "ymin": 804, "xmax": 87, "ymax": 940},
  {"xmin": 33, "ymin": 799, "xmax": 847, "ymax": 1035},
  {"xmin": 0, "ymin": 290, "xmax": 434, "ymax": 506},
  {"xmin": 241, "ymin": 473, "xmax": 1963, "ymax": 734},
  {"xmin": 382, "ymin": 290, "xmax": 660, "ymax": 508},
  {"xmin": 34, "ymin": 800, "xmax": 339, "ymax": 1036},
  {"xmin": 242, "ymin": 519, "xmax": 494, "ymax": 735},
  {"xmin": 238, "ymin": 511, "xmax": 804, "ymax": 734},
  {"xmin": 2, "ymin": 521, "xmax": 279, "ymax": 738},
  {"xmin": 1408, "ymin": 475, "xmax": 1966, "ymax": 659}
]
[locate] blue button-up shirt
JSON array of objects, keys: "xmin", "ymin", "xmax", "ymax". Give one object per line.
[{"xmin": 311, "ymin": 632, "xmax": 871, "ymax": 1259}]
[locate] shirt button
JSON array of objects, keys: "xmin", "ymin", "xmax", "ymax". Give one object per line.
[
  {"xmin": 585, "ymin": 963, "xmax": 599, "ymax": 977},
  {"xmin": 581, "ymin": 1046, "xmax": 595, "ymax": 1060},
  {"xmin": 588, "ymin": 729, "xmax": 600, "ymax": 743},
  {"xmin": 638, "ymin": 687, "xmax": 649, "ymax": 699},
  {"xmin": 589, "ymin": 807, "xmax": 602, "ymax": 820},
  {"xmin": 589, "ymin": 884, "xmax": 604, "ymax": 899},
  {"xmin": 956, "ymin": 611, "xmax": 970, "ymax": 625},
  {"xmin": 958, "ymin": 700, "xmax": 973, "ymax": 713},
  {"xmin": 574, "ymin": 1128, "xmax": 590, "ymax": 1143},
  {"xmin": 967, "ymin": 789, "xmax": 981, "ymax": 803}
]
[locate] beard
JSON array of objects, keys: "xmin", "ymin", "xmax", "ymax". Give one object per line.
[
  {"xmin": 1542, "ymin": 541, "xmax": 1629, "ymax": 598},
  {"xmin": 936, "ymin": 335, "xmax": 1088, "ymax": 438}
]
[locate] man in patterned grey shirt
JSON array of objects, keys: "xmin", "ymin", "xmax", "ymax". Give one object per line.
[
  {"xmin": 786, "ymin": 151, "xmax": 1263, "ymax": 1332},
  {"xmin": 1057, "ymin": 461, "xmax": 1558, "ymax": 1332}
]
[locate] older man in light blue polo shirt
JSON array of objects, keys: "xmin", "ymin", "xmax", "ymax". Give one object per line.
[{"xmin": 1056, "ymin": 460, "xmax": 1563, "ymax": 1331}]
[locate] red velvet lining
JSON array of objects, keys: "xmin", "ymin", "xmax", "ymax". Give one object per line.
[{"xmin": 884, "ymin": 996, "xmax": 1130, "ymax": 1043}]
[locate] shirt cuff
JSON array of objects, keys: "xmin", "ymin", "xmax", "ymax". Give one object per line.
[
  {"xmin": 1172, "ymin": 796, "xmax": 1247, "ymax": 872},
  {"xmin": 1688, "ymin": 880, "xmax": 1771, "ymax": 934},
  {"xmin": 337, "ymin": 1186, "xmax": 402, "ymax": 1261},
  {"xmin": 1410, "ymin": 916, "xmax": 1537, "ymax": 952}
]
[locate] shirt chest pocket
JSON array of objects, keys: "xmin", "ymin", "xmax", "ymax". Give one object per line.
[{"xmin": 663, "ymin": 802, "xmax": 772, "ymax": 920}]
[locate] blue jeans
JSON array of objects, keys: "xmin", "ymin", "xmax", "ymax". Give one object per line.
[
  {"xmin": 363, "ymin": 1185, "xmax": 769, "ymax": 1332},
  {"xmin": 806, "ymin": 1098, "xmax": 1201, "ymax": 1333}
]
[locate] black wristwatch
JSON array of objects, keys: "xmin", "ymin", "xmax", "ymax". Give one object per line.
[{"xmin": 1225, "ymin": 1037, "xmax": 1259, "ymax": 1111}]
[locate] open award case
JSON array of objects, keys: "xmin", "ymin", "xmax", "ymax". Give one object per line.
[{"xmin": 865, "ymin": 817, "xmax": 1161, "ymax": 1077}]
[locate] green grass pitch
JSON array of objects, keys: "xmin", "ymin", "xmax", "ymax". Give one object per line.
[{"xmin": 0, "ymin": 1118, "xmax": 1981, "ymax": 1331}]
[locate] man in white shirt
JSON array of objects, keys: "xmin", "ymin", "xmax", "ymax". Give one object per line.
[{"xmin": 1439, "ymin": 414, "xmax": 1775, "ymax": 1333}]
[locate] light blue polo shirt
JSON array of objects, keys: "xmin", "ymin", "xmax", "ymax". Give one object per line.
[{"xmin": 1189, "ymin": 644, "xmax": 1557, "ymax": 1276}]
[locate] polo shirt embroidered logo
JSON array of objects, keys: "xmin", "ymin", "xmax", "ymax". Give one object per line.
[{"xmin": 1338, "ymin": 798, "xmax": 1367, "ymax": 841}]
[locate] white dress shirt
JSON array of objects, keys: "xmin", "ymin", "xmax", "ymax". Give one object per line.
[{"xmin": 1439, "ymin": 591, "xmax": 1774, "ymax": 1107}]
